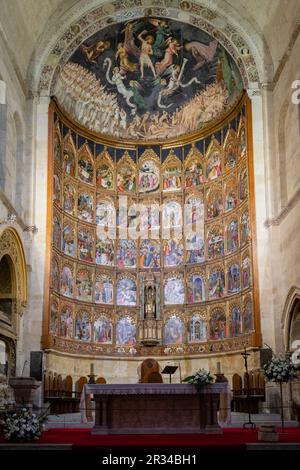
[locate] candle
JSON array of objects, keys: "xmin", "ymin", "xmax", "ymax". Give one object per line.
[
  {"xmin": 217, "ymin": 362, "xmax": 221, "ymax": 374},
  {"xmin": 90, "ymin": 363, "xmax": 94, "ymax": 375}
]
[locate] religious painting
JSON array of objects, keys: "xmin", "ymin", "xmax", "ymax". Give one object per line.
[
  {"xmin": 61, "ymin": 265, "xmax": 74, "ymax": 298},
  {"xmin": 60, "ymin": 305, "xmax": 73, "ymax": 338},
  {"xmin": 238, "ymin": 118, "xmax": 247, "ymax": 157},
  {"xmin": 54, "ymin": 124, "xmax": 62, "ymax": 164},
  {"xmin": 226, "ymin": 219, "xmax": 239, "ymax": 253},
  {"xmin": 207, "ymin": 226, "xmax": 224, "ymax": 259},
  {"xmin": 208, "ymin": 268, "xmax": 225, "ymax": 299},
  {"xmin": 224, "ymin": 177, "xmax": 237, "ymax": 212},
  {"xmin": 96, "ymin": 151, "xmax": 114, "ymax": 190},
  {"xmin": 242, "ymin": 255, "xmax": 251, "ymax": 290},
  {"xmin": 243, "ymin": 298, "xmax": 254, "ymax": 333},
  {"xmin": 188, "ymin": 315, "xmax": 207, "ymax": 342},
  {"xmin": 62, "ymin": 223, "xmax": 75, "ymax": 257},
  {"xmin": 139, "ymin": 156, "xmax": 160, "ymax": 194},
  {"xmin": 78, "ymin": 145, "xmax": 94, "ymax": 184},
  {"xmin": 116, "ymin": 277, "xmax": 136, "ymax": 306},
  {"xmin": 50, "ymin": 299, "xmax": 59, "ymax": 336},
  {"xmin": 229, "ymin": 306, "xmax": 242, "ymax": 337},
  {"xmin": 206, "ymin": 186, "xmax": 223, "ymax": 219},
  {"xmin": 139, "ymin": 240, "xmax": 160, "ymax": 268},
  {"xmin": 185, "ymin": 195, "xmax": 204, "ymax": 228},
  {"xmin": 94, "ymin": 316, "xmax": 112, "ymax": 343},
  {"xmin": 206, "ymin": 140, "xmax": 222, "ymax": 181},
  {"xmin": 94, "ymin": 274, "xmax": 113, "ymax": 305},
  {"xmin": 164, "ymin": 316, "xmax": 184, "ymax": 344},
  {"xmin": 78, "ymin": 227, "xmax": 94, "ymax": 262},
  {"xmin": 186, "ymin": 234, "xmax": 205, "ymax": 264},
  {"xmin": 162, "ymin": 200, "xmax": 182, "ymax": 237},
  {"xmin": 227, "ymin": 263, "xmax": 240, "ymax": 294},
  {"xmin": 162, "ymin": 151, "xmax": 182, "ymax": 192},
  {"xmin": 51, "ymin": 257, "xmax": 60, "ymax": 292},
  {"xmin": 96, "ymin": 198, "xmax": 115, "ymax": 229},
  {"xmin": 117, "ymin": 152, "xmax": 136, "ymax": 193},
  {"xmin": 77, "ymin": 191, "xmax": 94, "ymax": 223},
  {"xmin": 209, "ymin": 309, "xmax": 226, "ymax": 340},
  {"xmin": 55, "ymin": 18, "xmax": 243, "ymax": 140},
  {"xmin": 74, "ymin": 311, "xmax": 91, "ymax": 341},
  {"xmin": 116, "ymin": 316, "xmax": 136, "ymax": 345},
  {"xmin": 63, "ymin": 182, "xmax": 76, "ymax": 215},
  {"xmin": 117, "ymin": 240, "xmax": 136, "ymax": 268},
  {"xmin": 164, "ymin": 276, "xmax": 185, "ymax": 305},
  {"xmin": 239, "ymin": 167, "xmax": 248, "ymax": 201},
  {"xmin": 95, "ymin": 237, "xmax": 114, "ymax": 266},
  {"xmin": 62, "ymin": 135, "xmax": 76, "ymax": 177},
  {"xmin": 185, "ymin": 146, "xmax": 205, "ymax": 188},
  {"xmin": 163, "ymin": 239, "xmax": 183, "ymax": 267},
  {"xmin": 76, "ymin": 268, "xmax": 92, "ymax": 302},
  {"xmin": 53, "ymin": 173, "xmax": 61, "ymax": 204},
  {"xmin": 224, "ymin": 130, "xmax": 238, "ymax": 172},
  {"xmin": 140, "ymin": 201, "xmax": 160, "ymax": 237},
  {"xmin": 187, "ymin": 274, "xmax": 205, "ymax": 303},
  {"xmin": 241, "ymin": 210, "xmax": 251, "ymax": 245},
  {"xmin": 52, "ymin": 213, "xmax": 61, "ymax": 249}
]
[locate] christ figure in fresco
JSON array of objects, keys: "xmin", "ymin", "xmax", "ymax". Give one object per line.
[{"xmin": 137, "ymin": 31, "xmax": 157, "ymax": 79}]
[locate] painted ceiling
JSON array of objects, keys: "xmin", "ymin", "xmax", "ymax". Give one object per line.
[{"xmin": 55, "ymin": 17, "xmax": 243, "ymax": 141}]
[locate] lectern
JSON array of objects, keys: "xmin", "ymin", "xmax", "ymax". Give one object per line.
[{"xmin": 162, "ymin": 365, "xmax": 178, "ymax": 383}]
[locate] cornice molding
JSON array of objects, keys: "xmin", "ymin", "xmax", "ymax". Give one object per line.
[{"xmin": 264, "ymin": 186, "xmax": 300, "ymax": 227}]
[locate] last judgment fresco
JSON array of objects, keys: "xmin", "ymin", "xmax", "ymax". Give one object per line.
[{"xmin": 55, "ymin": 17, "xmax": 243, "ymax": 141}]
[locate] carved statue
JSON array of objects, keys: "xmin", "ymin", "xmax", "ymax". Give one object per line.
[{"xmin": 144, "ymin": 285, "xmax": 156, "ymax": 319}]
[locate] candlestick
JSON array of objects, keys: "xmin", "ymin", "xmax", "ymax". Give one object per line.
[
  {"xmin": 90, "ymin": 363, "xmax": 94, "ymax": 375},
  {"xmin": 216, "ymin": 362, "xmax": 221, "ymax": 374}
]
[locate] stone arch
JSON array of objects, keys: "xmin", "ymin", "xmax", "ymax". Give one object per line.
[
  {"xmin": 0, "ymin": 228, "xmax": 27, "ymax": 318},
  {"xmin": 281, "ymin": 286, "xmax": 300, "ymax": 351},
  {"xmin": 26, "ymin": 0, "xmax": 271, "ymax": 95}
]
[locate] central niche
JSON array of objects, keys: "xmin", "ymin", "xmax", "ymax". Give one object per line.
[{"xmin": 49, "ymin": 96, "xmax": 257, "ymax": 357}]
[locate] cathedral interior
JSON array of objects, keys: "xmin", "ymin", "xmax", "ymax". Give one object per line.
[{"xmin": 0, "ymin": 0, "xmax": 300, "ymax": 423}]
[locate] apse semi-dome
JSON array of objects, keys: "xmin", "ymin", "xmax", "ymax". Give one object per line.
[{"xmin": 54, "ymin": 17, "xmax": 244, "ymax": 142}]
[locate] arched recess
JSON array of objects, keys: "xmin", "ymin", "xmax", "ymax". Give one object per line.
[
  {"xmin": 281, "ymin": 286, "xmax": 300, "ymax": 351},
  {"xmin": 0, "ymin": 228, "xmax": 27, "ymax": 343}
]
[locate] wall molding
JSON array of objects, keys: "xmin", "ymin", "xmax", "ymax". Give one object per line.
[{"xmin": 264, "ymin": 186, "xmax": 300, "ymax": 227}]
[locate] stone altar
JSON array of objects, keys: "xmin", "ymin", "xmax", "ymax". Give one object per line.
[{"xmin": 81, "ymin": 383, "xmax": 229, "ymax": 434}]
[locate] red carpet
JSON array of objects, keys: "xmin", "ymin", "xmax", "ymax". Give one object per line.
[{"xmin": 1, "ymin": 428, "xmax": 300, "ymax": 448}]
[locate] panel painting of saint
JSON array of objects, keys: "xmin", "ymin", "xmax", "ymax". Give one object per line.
[
  {"xmin": 94, "ymin": 317, "xmax": 112, "ymax": 343},
  {"xmin": 187, "ymin": 274, "xmax": 205, "ymax": 303},
  {"xmin": 116, "ymin": 316, "xmax": 136, "ymax": 345},
  {"xmin": 60, "ymin": 307, "xmax": 73, "ymax": 338},
  {"xmin": 208, "ymin": 269, "xmax": 225, "ymax": 299},
  {"xmin": 186, "ymin": 234, "xmax": 205, "ymax": 264},
  {"xmin": 78, "ymin": 192, "xmax": 94, "ymax": 222},
  {"xmin": 163, "ymin": 239, "xmax": 183, "ymax": 267},
  {"xmin": 116, "ymin": 278, "xmax": 136, "ymax": 306},
  {"xmin": 139, "ymin": 240, "xmax": 160, "ymax": 268},
  {"xmin": 164, "ymin": 316, "xmax": 184, "ymax": 344},
  {"xmin": 94, "ymin": 276, "xmax": 113, "ymax": 304},
  {"xmin": 117, "ymin": 240, "xmax": 136, "ymax": 268},
  {"xmin": 95, "ymin": 238, "xmax": 114, "ymax": 266},
  {"xmin": 139, "ymin": 160, "xmax": 160, "ymax": 193},
  {"xmin": 75, "ymin": 312, "xmax": 91, "ymax": 341},
  {"xmin": 164, "ymin": 277, "xmax": 184, "ymax": 304}
]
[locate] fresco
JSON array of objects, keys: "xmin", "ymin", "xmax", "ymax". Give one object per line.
[
  {"xmin": 188, "ymin": 315, "xmax": 207, "ymax": 342},
  {"xmin": 209, "ymin": 268, "xmax": 225, "ymax": 299},
  {"xmin": 78, "ymin": 192, "xmax": 94, "ymax": 222},
  {"xmin": 75, "ymin": 311, "xmax": 91, "ymax": 341},
  {"xmin": 210, "ymin": 309, "xmax": 226, "ymax": 340},
  {"xmin": 117, "ymin": 154, "xmax": 136, "ymax": 192},
  {"xmin": 139, "ymin": 240, "xmax": 160, "ymax": 268},
  {"xmin": 96, "ymin": 162, "xmax": 114, "ymax": 190},
  {"xmin": 55, "ymin": 17, "xmax": 243, "ymax": 141},
  {"xmin": 229, "ymin": 306, "xmax": 242, "ymax": 336},
  {"xmin": 187, "ymin": 274, "xmax": 205, "ymax": 303},
  {"xmin": 94, "ymin": 317, "xmax": 112, "ymax": 343},
  {"xmin": 116, "ymin": 277, "xmax": 136, "ymax": 306},
  {"xmin": 117, "ymin": 240, "xmax": 136, "ymax": 268},
  {"xmin": 62, "ymin": 224, "xmax": 75, "ymax": 257},
  {"xmin": 186, "ymin": 234, "xmax": 205, "ymax": 264},
  {"xmin": 227, "ymin": 263, "xmax": 240, "ymax": 294},
  {"xmin": 78, "ymin": 149, "xmax": 93, "ymax": 184},
  {"xmin": 242, "ymin": 256, "xmax": 251, "ymax": 289},
  {"xmin": 164, "ymin": 316, "xmax": 184, "ymax": 344},
  {"xmin": 78, "ymin": 228, "xmax": 94, "ymax": 262},
  {"xmin": 140, "ymin": 202, "xmax": 160, "ymax": 234},
  {"xmin": 61, "ymin": 266, "xmax": 74, "ymax": 298},
  {"xmin": 226, "ymin": 219, "xmax": 239, "ymax": 253},
  {"xmin": 116, "ymin": 316, "xmax": 136, "ymax": 345},
  {"xmin": 185, "ymin": 149, "xmax": 205, "ymax": 187},
  {"xmin": 63, "ymin": 183, "xmax": 76, "ymax": 215},
  {"xmin": 76, "ymin": 269, "xmax": 92, "ymax": 302},
  {"xmin": 207, "ymin": 188, "xmax": 223, "ymax": 219},
  {"xmin": 95, "ymin": 237, "xmax": 114, "ymax": 266},
  {"xmin": 163, "ymin": 239, "xmax": 183, "ymax": 267},
  {"xmin": 96, "ymin": 200, "xmax": 115, "ymax": 227},
  {"xmin": 206, "ymin": 148, "xmax": 222, "ymax": 181},
  {"xmin": 162, "ymin": 200, "xmax": 182, "ymax": 231},
  {"xmin": 60, "ymin": 306, "xmax": 73, "ymax": 338},
  {"xmin": 94, "ymin": 275, "xmax": 113, "ymax": 304},
  {"xmin": 224, "ymin": 139, "xmax": 238, "ymax": 172},
  {"xmin": 164, "ymin": 276, "xmax": 184, "ymax": 304},
  {"xmin": 62, "ymin": 138, "xmax": 76, "ymax": 177},
  {"xmin": 224, "ymin": 179, "xmax": 237, "ymax": 212},
  {"xmin": 207, "ymin": 228, "xmax": 224, "ymax": 259},
  {"xmin": 139, "ymin": 159, "xmax": 160, "ymax": 193}
]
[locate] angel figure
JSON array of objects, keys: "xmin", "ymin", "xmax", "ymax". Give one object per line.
[
  {"xmin": 81, "ymin": 40, "xmax": 110, "ymax": 64},
  {"xmin": 155, "ymin": 38, "xmax": 182, "ymax": 75}
]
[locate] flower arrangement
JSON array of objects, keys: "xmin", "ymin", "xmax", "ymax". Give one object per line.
[
  {"xmin": 263, "ymin": 353, "xmax": 299, "ymax": 383},
  {"xmin": 183, "ymin": 368, "xmax": 214, "ymax": 389},
  {"xmin": 0, "ymin": 407, "xmax": 47, "ymax": 441}
]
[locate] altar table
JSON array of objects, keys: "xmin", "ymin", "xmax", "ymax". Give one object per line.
[{"xmin": 81, "ymin": 383, "xmax": 229, "ymax": 434}]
